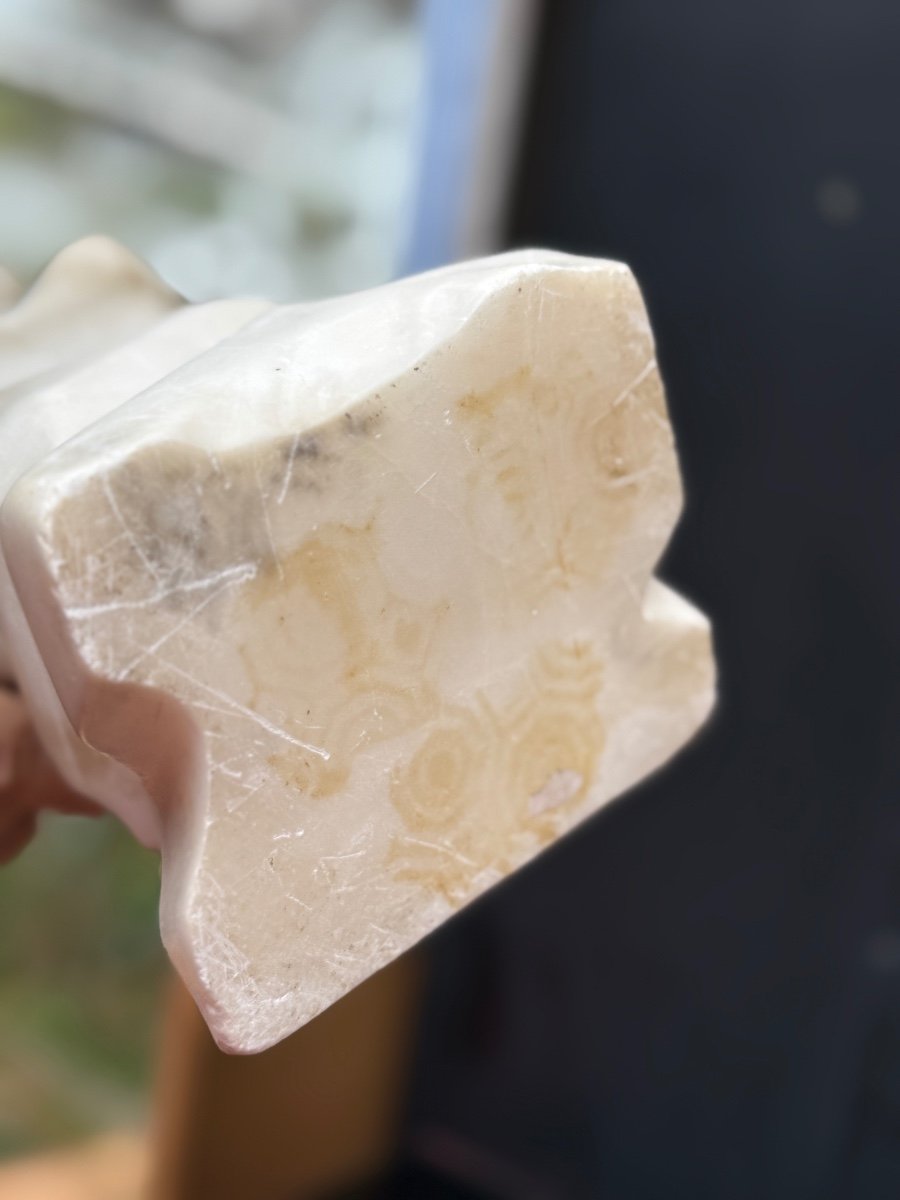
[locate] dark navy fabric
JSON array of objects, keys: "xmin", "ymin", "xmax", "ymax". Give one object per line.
[{"xmin": 404, "ymin": 3, "xmax": 900, "ymax": 1197}]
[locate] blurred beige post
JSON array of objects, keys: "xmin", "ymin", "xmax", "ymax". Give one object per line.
[
  {"xmin": 0, "ymin": 1133, "xmax": 148, "ymax": 1200},
  {"xmin": 148, "ymin": 953, "xmax": 423, "ymax": 1200}
]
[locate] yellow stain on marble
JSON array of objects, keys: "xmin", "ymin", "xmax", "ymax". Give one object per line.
[
  {"xmin": 244, "ymin": 519, "xmax": 443, "ymax": 802},
  {"xmin": 389, "ymin": 640, "xmax": 606, "ymax": 904},
  {"xmin": 456, "ymin": 360, "xmax": 669, "ymax": 603}
]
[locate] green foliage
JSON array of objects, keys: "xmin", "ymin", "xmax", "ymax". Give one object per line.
[{"xmin": 0, "ymin": 814, "xmax": 166, "ymax": 1157}]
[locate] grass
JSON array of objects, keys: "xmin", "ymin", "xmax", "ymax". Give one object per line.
[{"xmin": 0, "ymin": 813, "xmax": 167, "ymax": 1158}]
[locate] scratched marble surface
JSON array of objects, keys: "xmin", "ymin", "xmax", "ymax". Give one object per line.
[{"xmin": 0, "ymin": 242, "xmax": 714, "ymax": 1051}]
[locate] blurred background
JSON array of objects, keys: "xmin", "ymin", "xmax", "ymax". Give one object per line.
[
  {"xmin": 1, "ymin": 0, "xmax": 899, "ymax": 1197},
  {"xmin": 0, "ymin": 0, "xmax": 423, "ymax": 299}
]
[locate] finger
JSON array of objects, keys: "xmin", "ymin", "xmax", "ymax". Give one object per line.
[
  {"xmin": 15, "ymin": 727, "xmax": 100, "ymax": 817},
  {"xmin": 0, "ymin": 691, "xmax": 101, "ymax": 822},
  {"xmin": 0, "ymin": 807, "xmax": 36, "ymax": 865},
  {"xmin": 0, "ymin": 688, "xmax": 28, "ymax": 788}
]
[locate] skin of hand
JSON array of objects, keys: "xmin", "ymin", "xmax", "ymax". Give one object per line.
[{"xmin": 0, "ymin": 686, "xmax": 101, "ymax": 864}]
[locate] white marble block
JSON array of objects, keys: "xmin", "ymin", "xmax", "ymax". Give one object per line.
[{"xmin": 0, "ymin": 244, "xmax": 714, "ymax": 1052}]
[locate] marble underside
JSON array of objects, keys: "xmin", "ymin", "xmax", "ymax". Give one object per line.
[{"xmin": 0, "ymin": 241, "xmax": 714, "ymax": 1051}]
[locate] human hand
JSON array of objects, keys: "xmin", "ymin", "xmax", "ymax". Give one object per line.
[{"xmin": 0, "ymin": 686, "xmax": 101, "ymax": 864}]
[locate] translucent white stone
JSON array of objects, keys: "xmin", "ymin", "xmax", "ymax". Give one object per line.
[
  {"xmin": 0, "ymin": 236, "xmax": 179, "ymax": 395},
  {"xmin": 0, "ymin": 246, "xmax": 714, "ymax": 1051},
  {"xmin": 0, "ymin": 240, "xmax": 270, "ymax": 833}
]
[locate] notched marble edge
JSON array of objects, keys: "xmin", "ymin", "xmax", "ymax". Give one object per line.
[{"xmin": 0, "ymin": 249, "xmax": 716, "ymax": 1052}]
